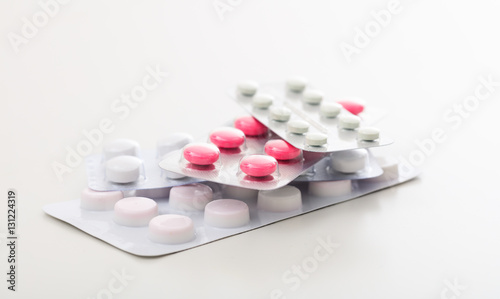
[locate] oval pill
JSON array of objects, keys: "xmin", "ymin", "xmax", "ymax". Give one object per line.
[
  {"xmin": 204, "ymin": 199, "xmax": 250, "ymax": 228},
  {"xmin": 337, "ymin": 101, "xmax": 364, "ymax": 115},
  {"xmin": 148, "ymin": 214, "xmax": 195, "ymax": 244},
  {"xmin": 305, "ymin": 132, "xmax": 328, "ymax": 146},
  {"xmin": 257, "ymin": 186, "xmax": 302, "ymax": 212},
  {"xmin": 287, "ymin": 120, "xmax": 309, "ymax": 134},
  {"xmin": 113, "ymin": 197, "xmax": 158, "ymax": 227},
  {"xmin": 269, "ymin": 106, "xmax": 291, "ymax": 122},
  {"xmin": 320, "ymin": 102, "xmax": 342, "ymax": 118},
  {"xmin": 339, "ymin": 115, "xmax": 360, "ymax": 129},
  {"xmin": 183, "ymin": 143, "xmax": 220, "ymax": 165},
  {"xmin": 358, "ymin": 127, "xmax": 380, "ymax": 141},
  {"xmin": 286, "ymin": 76, "xmax": 308, "ymax": 92},
  {"xmin": 252, "ymin": 94, "xmax": 274, "ymax": 109},
  {"xmin": 303, "ymin": 90, "xmax": 323, "ymax": 104},
  {"xmin": 240, "ymin": 155, "xmax": 278, "ymax": 177},
  {"xmin": 209, "ymin": 127, "xmax": 245, "ymax": 149},
  {"xmin": 105, "ymin": 155, "xmax": 142, "ymax": 183},
  {"xmin": 234, "ymin": 116, "xmax": 268, "ymax": 136},
  {"xmin": 264, "ymin": 139, "xmax": 301, "ymax": 160},
  {"xmin": 237, "ymin": 80, "xmax": 258, "ymax": 96}
]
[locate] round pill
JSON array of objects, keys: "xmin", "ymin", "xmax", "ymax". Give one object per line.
[
  {"xmin": 264, "ymin": 139, "xmax": 301, "ymax": 160},
  {"xmin": 157, "ymin": 133, "xmax": 193, "ymax": 159},
  {"xmin": 240, "ymin": 155, "xmax": 278, "ymax": 177},
  {"xmin": 269, "ymin": 106, "xmax": 291, "ymax": 122},
  {"xmin": 223, "ymin": 185, "xmax": 259, "ymax": 200},
  {"xmin": 252, "ymin": 94, "xmax": 274, "ymax": 109},
  {"xmin": 113, "ymin": 197, "xmax": 158, "ymax": 227},
  {"xmin": 209, "ymin": 127, "xmax": 245, "ymax": 149},
  {"xmin": 287, "ymin": 120, "xmax": 309, "ymax": 134},
  {"xmin": 309, "ymin": 180, "xmax": 352, "ymax": 197},
  {"xmin": 305, "ymin": 132, "xmax": 328, "ymax": 146},
  {"xmin": 303, "ymin": 90, "xmax": 324, "ymax": 104},
  {"xmin": 331, "ymin": 149, "xmax": 368, "ymax": 173},
  {"xmin": 183, "ymin": 143, "xmax": 220, "ymax": 165},
  {"xmin": 169, "ymin": 183, "xmax": 213, "ymax": 212},
  {"xmin": 257, "ymin": 186, "xmax": 302, "ymax": 212},
  {"xmin": 148, "ymin": 215, "xmax": 195, "ymax": 244},
  {"xmin": 103, "ymin": 139, "xmax": 139, "ymax": 160},
  {"xmin": 234, "ymin": 116, "xmax": 268, "ymax": 136},
  {"xmin": 320, "ymin": 102, "xmax": 342, "ymax": 118},
  {"xmin": 237, "ymin": 80, "xmax": 259, "ymax": 96},
  {"xmin": 204, "ymin": 199, "xmax": 250, "ymax": 228},
  {"xmin": 358, "ymin": 127, "xmax": 380, "ymax": 141},
  {"xmin": 339, "ymin": 115, "xmax": 360, "ymax": 129},
  {"xmin": 80, "ymin": 188, "xmax": 124, "ymax": 211},
  {"xmin": 286, "ymin": 76, "xmax": 308, "ymax": 92},
  {"xmin": 105, "ymin": 155, "xmax": 142, "ymax": 183},
  {"xmin": 337, "ymin": 101, "xmax": 364, "ymax": 115}
]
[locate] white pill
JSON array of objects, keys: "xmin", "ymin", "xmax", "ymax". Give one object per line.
[
  {"xmin": 287, "ymin": 120, "xmax": 310, "ymax": 134},
  {"xmin": 303, "ymin": 90, "xmax": 323, "ymax": 105},
  {"xmin": 286, "ymin": 76, "xmax": 308, "ymax": 92},
  {"xmin": 320, "ymin": 102, "xmax": 342, "ymax": 118},
  {"xmin": 252, "ymin": 94, "xmax": 274, "ymax": 109},
  {"xmin": 148, "ymin": 215, "xmax": 195, "ymax": 244},
  {"xmin": 258, "ymin": 186, "xmax": 302, "ymax": 212},
  {"xmin": 169, "ymin": 183, "xmax": 213, "ymax": 212},
  {"xmin": 103, "ymin": 139, "xmax": 139, "ymax": 160},
  {"xmin": 204, "ymin": 199, "xmax": 250, "ymax": 228},
  {"xmin": 237, "ymin": 80, "xmax": 259, "ymax": 96},
  {"xmin": 339, "ymin": 115, "xmax": 361, "ymax": 129},
  {"xmin": 270, "ymin": 106, "xmax": 291, "ymax": 122},
  {"xmin": 305, "ymin": 132, "xmax": 328, "ymax": 146},
  {"xmin": 223, "ymin": 185, "xmax": 259, "ymax": 200},
  {"xmin": 157, "ymin": 133, "xmax": 193, "ymax": 159},
  {"xmin": 331, "ymin": 149, "xmax": 368, "ymax": 173},
  {"xmin": 358, "ymin": 127, "xmax": 380, "ymax": 141},
  {"xmin": 80, "ymin": 188, "xmax": 123, "ymax": 211},
  {"xmin": 309, "ymin": 180, "xmax": 352, "ymax": 197},
  {"xmin": 113, "ymin": 197, "xmax": 158, "ymax": 227},
  {"xmin": 105, "ymin": 155, "xmax": 142, "ymax": 183}
]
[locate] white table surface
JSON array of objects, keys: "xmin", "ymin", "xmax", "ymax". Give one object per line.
[{"xmin": 1, "ymin": 1, "xmax": 500, "ymax": 298}]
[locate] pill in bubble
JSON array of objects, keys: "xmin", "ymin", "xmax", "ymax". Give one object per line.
[
  {"xmin": 337, "ymin": 101, "xmax": 364, "ymax": 115},
  {"xmin": 204, "ymin": 199, "xmax": 250, "ymax": 228},
  {"xmin": 264, "ymin": 139, "xmax": 301, "ymax": 160},
  {"xmin": 287, "ymin": 120, "xmax": 309, "ymax": 134},
  {"xmin": 252, "ymin": 94, "xmax": 274, "ymax": 109},
  {"xmin": 338, "ymin": 115, "xmax": 360, "ymax": 129},
  {"xmin": 331, "ymin": 149, "xmax": 367, "ymax": 173},
  {"xmin": 305, "ymin": 132, "xmax": 328, "ymax": 146},
  {"xmin": 309, "ymin": 180, "xmax": 352, "ymax": 197},
  {"xmin": 269, "ymin": 106, "xmax": 291, "ymax": 122},
  {"xmin": 240, "ymin": 155, "xmax": 278, "ymax": 177},
  {"xmin": 103, "ymin": 139, "xmax": 139, "ymax": 160},
  {"xmin": 80, "ymin": 188, "xmax": 123, "ymax": 211},
  {"xmin": 105, "ymin": 155, "xmax": 142, "ymax": 183},
  {"xmin": 237, "ymin": 80, "xmax": 259, "ymax": 96},
  {"xmin": 286, "ymin": 76, "xmax": 308, "ymax": 92},
  {"xmin": 113, "ymin": 197, "xmax": 158, "ymax": 227},
  {"xmin": 303, "ymin": 90, "xmax": 323, "ymax": 105},
  {"xmin": 320, "ymin": 102, "xmax": 342, "ymax": 118},
  {"xmin": 148, "ymin": 215, "xmax": 195, "ymax": 244},
  {"xmin": 257, "ymin": 185, "xmax": 302, "ymax": 212},
  {"xmin": 358, "ymin": 127, "xmax": 380, "ymax": 141},
  {"xmin": 169, "ymin": 183, "xmax": 213, "ymax": 212},
  {"xmin": 234, "ymin": 116, "xmax": 268, "ymax": 136},
  {"xmin": 183, "ymin": 143, "xmax": 220, "ymax": 165},
  {"xmin": 209, "ymin": 127, "xmax": 245, "ymax": 149}
]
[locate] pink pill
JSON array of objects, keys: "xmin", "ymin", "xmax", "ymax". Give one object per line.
[
  {"xmin": 234, "ymin": 116, "xmax": 268, "ymax": 136},
  {"xmin": 183, "ymin": 143, "xmax": 220, "ymax": 165},
  {"xmin": 264, "ymin": 139, "xmax": 301, "ymax": 161},
  {"xmin": 209, "ymin": 127, "xmax": 245, "ymax": 148},
  {"xmin": 337, "ymin": 101, "xmax": 364, "ymax": 115},
  {"xmin": 240, "ymin": 155, "xmax": 278, "ymax": 177}
]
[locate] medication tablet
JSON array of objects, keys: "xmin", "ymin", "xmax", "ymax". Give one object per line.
[
  {"xmin": 237, "ymin": 80, "xmax": 259, "ymax": 96},
  {"xmin": 157, "ymin": 133, "xmax": 193, "ymax": 159},
  {"xmin": 80, "ymin": 188, "xmax": 123, "ymax": 211},
  {"xmin": 303, "ymin": 90, "xmax": 324, "ymax": 105},
  {"xmin": 257, "ymin": 186, "xmax": 302, "ymax": 212},
  {"xmin": 358, "ymin": 127, "xmax": 380, "ymax": 141},
  {"xmin": 240, "ymin": 155, "xmax": 278, "ymax": 177},
  {"xmin": 319, "ymin": 102, "xmax": 342, "ymax": 118},
  {"xmin": 305, "ymin": 132, "xmax": 328, "ymax": 146},
  {"xmin": 169, "ymin": 183, "xmax": 213, "ymax": 212},
  {"xmin": 339, "ymin": 115, "xmax": 360, "ymax": 129},
  {"xmin": 337, "ymin": 101, "xmax": 364, "ymax": 115},
  {"xmin": 105, "ymin": 155, "xmax": 142, "ymax": 183},
  {"xmin": 264, "ymin": 139, "xmax": 301, "ymax": 160},
  {"xmin": 287, "ymin": 120, "xmax": 309, "ymax": 134},
  {"xmin": 286, "ymin": 76, "xmax": 308, "ymax": 92},
  {"xmin": 234, "ymin": 116, "xmax": 268, "ymax": 136},
  {"xmin": 183, "ymin": 143, "xmax": 220, "ymax": 165},
  {"xmin": 113, "ymin": 197, "xmax": 158, "ymax": 227},
  {"xmin": 209, "ymin": 127, "xmax": 245, "ymax": 149},
  {"xmin": 252, "ymin": 94, "xmax": 274, "ymax": 109},
  {"xmin": 103, "ymin": 139, "xmax": 139, "ymax": 160},
  {"xmin": 309, "ymin": 180, "xmax": 352, "ymax": 197},
  {"xmin": 223, "ymin": 185, "xmax": 259, "ymax": 200},
  {"xmin": 331, "ymin": 149, "xmax": 368, "ymax": 173},
  {"xmin": 204, "ymin": 199, "xmax": 250, "ymax": 228},
  {"xmin": 148, "ymin": 215, "xmax": 195, "ymax": 244},
  {"xmin": 269, "ymin": 106, "xmax": 291, "ymax": 122}
]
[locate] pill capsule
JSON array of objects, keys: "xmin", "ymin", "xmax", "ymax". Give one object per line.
[
  {"xmin": 234, "ymin": 116, "xmax": 268, "ymax": 136},
  {"xmin": 286, "ymin": 76, "xmax": 308, "ymax": 92},
  {"xmin": 209, "ymin": 127, "xmax": 245, "ymax": 149},
  {"xmin": 105, "ymin": 155, "xmax": 142, "ymax": 183},
  {"xmin": 113, "ymin": 197, "xmax": 158, "ymax": 227},
  {"xmin": 264, "ymin": 140, "xmax": 301, "ymax": 160},
  {"xmin": 237, "ymin": 80, "xmax": 259, "ymax": 96},
  {"xmin": 305, "ymin": 132, "xmax": 328, "ymax": 146},
  {"xmin": 204, "ymin": 199, "xmax": 250, "ymax": 228},
  {"xmin": 252, "ymin": 94, "xmax": 274, "ymax": 109},
  {"xmin": 320, "ymin": 102, "xmax": 342, "ymax": 118},
  {"xmin": 183, "ymin": 143, "xmax": 220, "ymax": 165},
  {"xmin": 148, "ymin": 215, "xmax": 195, "ymax": 244},
  {"xmin": 338, "ymin": 115, "xmax": 360, "ymax": 129},
  {"xmin": 240, "ymin": 155, "xmax": 278, "ymax": 177},
  {"xmin": 337, "ymin": 101, "xmax": 364, "ymax": 115},
  {"xmin": 269, "ymin": 106, "xmax": 291, "ymax": 122},
  {"xmin": 358, "ymin": 127, "xmax": 380, "ymax": 141},
  {"xmin": 257, "ymin": 186, "xmax": 302, "ymax": 212},
  {"xmin": 303, "ymin": 90, "xmax": 323, "ymax": 104},
  {"xmin": 287, "ymin": 120, "xmax": 309, "ymax": 134}
]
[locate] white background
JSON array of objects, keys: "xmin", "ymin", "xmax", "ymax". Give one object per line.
[{"xmin": 1, "ymin": 0, "xmax": 500, "ymax": 298}]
